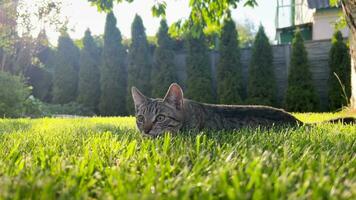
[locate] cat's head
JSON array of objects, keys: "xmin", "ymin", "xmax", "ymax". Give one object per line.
[{"xmin": 131, "ymin": 83, "xmax": 184, "ymax": 137}]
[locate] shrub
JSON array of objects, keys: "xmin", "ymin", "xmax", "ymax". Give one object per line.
[
  {"xmin": 285, "ymin": 30, "xmax": 319, "ymax": 112},
  {"xmin": 247, "ymin": 25, "xmax": 276, "ymax": 106},
  {"xmin": 217, "ymin": 18, "xmax": 244, "ymax": 104},
  {"xmin": 25, "ymin": 65, "xmax": 53, "ymax": 102},
  {"xmin": 52, "ymin": 33, "xmax": 80, "ymax": 104},
  {"xmin": 78, "ymin": 29, "xmax": 101, "ymax": 113},
  {"xmin": 328, "ymin": 31, "xmax": 351, "ymax": 111},
  {"xmin": 127, "ymin": 14, "xmax": 152, "ymax": 113},
  {"xmin": 99, "ymin": 13, "xmax": 127, "ymax": 116},
  {"xmin": 41, "ymin": 102, "xmax": 94, "ymax": 116},
  {"xmin": 185, "ymin": 25, "xmax": 214, "ymax": 103},
  {"xmin": 0, "ymin": 71, "xmax": 30, "ymax": 117},
  {"xmin": 151, "ymin": 19, "xmax": 177, "ymax": 97}
]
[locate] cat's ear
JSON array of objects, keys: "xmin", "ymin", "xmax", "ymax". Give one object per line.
[
  {"xmin": 163, "ymin": 83, "xmax": 183, "ymax": 110},
  {"xmin": 131, "ymin": 87, "xmax": 148, "ymax": 108}
]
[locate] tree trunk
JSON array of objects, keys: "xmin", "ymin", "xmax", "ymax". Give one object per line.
[
  {"xmin": 341, "ymin": 0, "xmax": 356, "ymax": 109},
  {"xmin": 351, "ymin": 31, "xmax": 356, "ymax": 109}
]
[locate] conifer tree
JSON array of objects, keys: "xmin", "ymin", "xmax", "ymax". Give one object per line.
[
  {"xmin": 185, "ymin": 25, "xmax": 214, "ymax": 103},
  {"xmin": 77, "ymin": 29, "xmax": 101, "ymax": 112},
  {"xmin": 328, "ymin": 31, "xmax": 351, "ymax": 111},
  {"xmin": 151, "ymin": 19, "xmax": 177, "ymax": 97},
  {"xmin": 99, "ymin": 12, "xmax": 127, "ymax": 116},
  {"xmin": 217, "ymin": 18, "xmax": 244, "ymax": 104},
  {"xmin": 285, "ymin": 30, "xmax": 319, "ymax": 112},
  {"xmin": 127, "ymin": 14, "xmax": 152, "ymax": 112},
  {"xmin": 52, "ymin": 33, "xmax": 80, "ymax": 104},
  {"xmin": 26, "ymin": 30, "xmax": 53, "ymax": 102},
  {"xmin": 247, "ymin": 25, "xmax": 276, "ymax": 106}
]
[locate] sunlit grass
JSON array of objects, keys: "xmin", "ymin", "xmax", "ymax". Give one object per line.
[{"xmin": 0, "ymin": 113, "xmax": 355, "ymax": 199}]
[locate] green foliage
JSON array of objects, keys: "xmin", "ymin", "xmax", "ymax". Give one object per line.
[
  {"xmin": 217, "ymin": 18, "xmax": 244, "ymax": 104},
  {"xmin": 151, "ymin": 20, "xmax": 177, "ymax": 97},
  {"xmin": 0, "ymin": 71, "xmax": 30, "ymax": 117},
  {"xmin": 0, "ymin": 113, "xmax": 355, "ymax": 199},
  {"xmin": 99, "ymin": 12, "xmax": 127, "ymax": 116},
  {"xmin": 23, "ymin": 96, "xmax": 44, "ymax": 117},
  {"xmin": 12, "ymin": 41, "xmax": 32, "ymax": 75},
  {"xmin": 88, "ymin": 0, "xmax": 257, "ymax": 37},
  {"xmin": 185, "ymin": 26, "xmax": 214, "ymax": 103},
  {"xmin": 25, "ymin": 65, "xmax": 53, "ymax": 102},
  {"xmin": 52, "ymin": 33, "xmax": 80, "ymax": 104},
  {"xmin": 236, "ymin": 19, "xmax": 257, "ymax": 48},
  {"xmin": 37, "ymin": 42, "xmax": 57, "ymax": 74},
  {"xmin": 127, "ymin": 14, "xmax": 152, "ymax": 113},
  {"xmin": 328, "ymin": 31, "xmax": 351, "ymax": 111},
  {"xmin": 78, "ymin": 29, "xmax": 101, "ymax": 113},
  {"xmin": 285, "ymin": 30, "xmax": 319, "ymax": 112},
  {"xmin": 247, "ymin": 26, "xmax": 276, "ymax": 106},
  {"xmin": 41, "ymin": 102, "xmax": 94, "ymax": 116}
]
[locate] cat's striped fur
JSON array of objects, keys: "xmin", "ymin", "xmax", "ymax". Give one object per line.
[{"xmin": 132, "ymin": 83, "xmax": 355, "ymax": 136}]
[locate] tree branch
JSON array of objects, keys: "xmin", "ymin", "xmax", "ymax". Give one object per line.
[{"xmin": 341, "ymin": 0, "xmax": 356, "ymax": 33}]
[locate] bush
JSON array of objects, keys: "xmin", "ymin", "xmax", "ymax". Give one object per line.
[
  {"xmin": 247, "ymin": 25, "xmax": 276, "ymax": 106},
  {"xmin": 52, "ymin": 33, "xmax": 80, "ymax": 104},
  {"xmin": 25, "ymin": 65, "xmax": 53, "ymax": 102},
  {"xmin": 185, "ymin": 26, "xmax": 214, "ymax": 103},
  {"xmin": 78, "ymin": 29, "xmax": 101, "ymax": 113},
  {"xmin": 285, "ymin": 30, "xmax": 319, "ymax": 112},
  {"xmin": 151, "ymin": 19, "xmax": 177, "ymax": 97},
  {"xmin": 217, "ymin": 18, "xmax": 244, "ymax": 104},
  {"xmin": 22, "ymin": 98, "xmax": 94, "ymax": 117},
  {"xmin": 23, "ymin": 96, "xmax": 43, "ymax": 117},
  {"xmin": 99, "ymin": 13, "xmax": 128, "ymax": 116},
  {"xmin": 41, "ymin": 102, "xmax": 94, "ymax": 116},
  {"xmin": 127, "ymin": 14, "xmax": 152, "ymax": 113},
  {"xmin": 0, "ymin": 71, "xmax": 30, "ymax": 117},
  {"xmin": 328, "ymin": 31, "xmax": 351, "ymax": 111}
]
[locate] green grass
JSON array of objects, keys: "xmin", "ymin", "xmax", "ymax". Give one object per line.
[{"xmin": 0, "ymin": 113, "xmax": 355, "ymax": 199}]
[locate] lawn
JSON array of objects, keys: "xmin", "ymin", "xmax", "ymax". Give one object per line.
[{"xmin": 0, "ymin": 113, "xmax": 355, "ymax": 199}]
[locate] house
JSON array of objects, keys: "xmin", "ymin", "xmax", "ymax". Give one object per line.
[{"xmin": 275, "ymin": 0, "xmax": 349, "ymax": 44}]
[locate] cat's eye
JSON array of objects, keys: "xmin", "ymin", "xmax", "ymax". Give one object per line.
[
  {"xmin": 156, "ymin": 114, "xmax": 165, "ymax": 122},
  {"xmin": 137, "ymin": 115, "xmax": 144, "ymax": 123}
]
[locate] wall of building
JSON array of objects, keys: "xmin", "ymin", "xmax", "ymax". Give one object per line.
[
  {"xmin": 312, "ymin": 9, "xmax": 350, "ymax": 40},
  {"xmin": 294, "ymin": 0, "xmax": 314, "ymax": 25},
  {"xmin": 174, "ymin": 39, "xmax": 337, "ymax": 111}
]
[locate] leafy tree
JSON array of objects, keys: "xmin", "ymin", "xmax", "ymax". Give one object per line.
[
  {"xmin": 247, "ymin": 25, "xmax": 276, "ymax": 105},
  {"xmin": 236, "ymin": 19, "xmax": 257, "ymax": 48},
  {"xmin": 328, "ymin": 31, "xmax": 351, "ymax": 111},
  {"xmin": 151, "ymin": 19, "xmax": 177, "ymax": 97},
  {"xmin": 99, "ymin": 12, "xmax": 127, "ymax": 116},
  {"xmin": 77, "ymin": 29, "xmax": 101, "ymax": 113},
  {"xmin": 185, "ymin": 25, "xmax": 214, "ymax": 103},
  {"xmin": 217, "ymin": 18, "xmax": 244, "ymax": 104},
  {"xmin": 52, "ymin": 33, "xmax": 80, "ymax": 104},
  {"xmin": 25, "ymin": 65, "xmax": 53, "ymax": 102},
  {"xmin": 25, "ymin": 30, "xmax": 55, "ymax": 103},
  {"xmin": 36, "ymin": 30, "xmax": 57, "ymax": 73},
  {"xmin": 88, "ymin": 0, "xmax": 257, "ymax": 36},
  {"xmin": 127, "ymin": 14, "xmax": 152, "ymax": 113},
  {"xmin": 0, "ymin": 71, "xmax": 30, "ymax": 117},
  {"xmin": 285, "ymin": 30, "xmax": 319, "ymax": 112}
]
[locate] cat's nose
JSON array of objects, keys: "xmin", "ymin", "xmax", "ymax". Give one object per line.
[{"xmin": 144, "ymin": 123, "xmax": 153, "ymax": 134}]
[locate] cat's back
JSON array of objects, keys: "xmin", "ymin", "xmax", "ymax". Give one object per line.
[{"xmin": 183, "ymin": 100, "xmax": 302, "ymax": 130}]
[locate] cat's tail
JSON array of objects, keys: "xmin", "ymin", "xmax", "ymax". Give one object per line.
[{"xmin": 319, "ymin": 117, "xmax": 356, "ymax": 125}]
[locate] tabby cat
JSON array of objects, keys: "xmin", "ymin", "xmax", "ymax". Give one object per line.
[{"xmin": 132, "ymin": 83, "xmax": 355, "ymax": 136}]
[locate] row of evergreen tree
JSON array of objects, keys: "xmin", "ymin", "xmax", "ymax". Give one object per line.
[
  {"xmin": 50, "ymin": 13, "xmax": 177, "ymax": 115},
  {"xmin": 216, "ymin": 19, "xmax": 350, "ymax": 112},
  {"xmin": 31, "ymin": 13, "xmax": 350, "ymax": 115}
]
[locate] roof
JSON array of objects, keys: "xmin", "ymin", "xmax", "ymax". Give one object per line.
[
  {"xmin": 276, "ymin": 23, "xmax": 312, "ymax": 31},
  {"xmin": 307, "ymin": 0, "xmax": 331, "ymax": 9}
]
